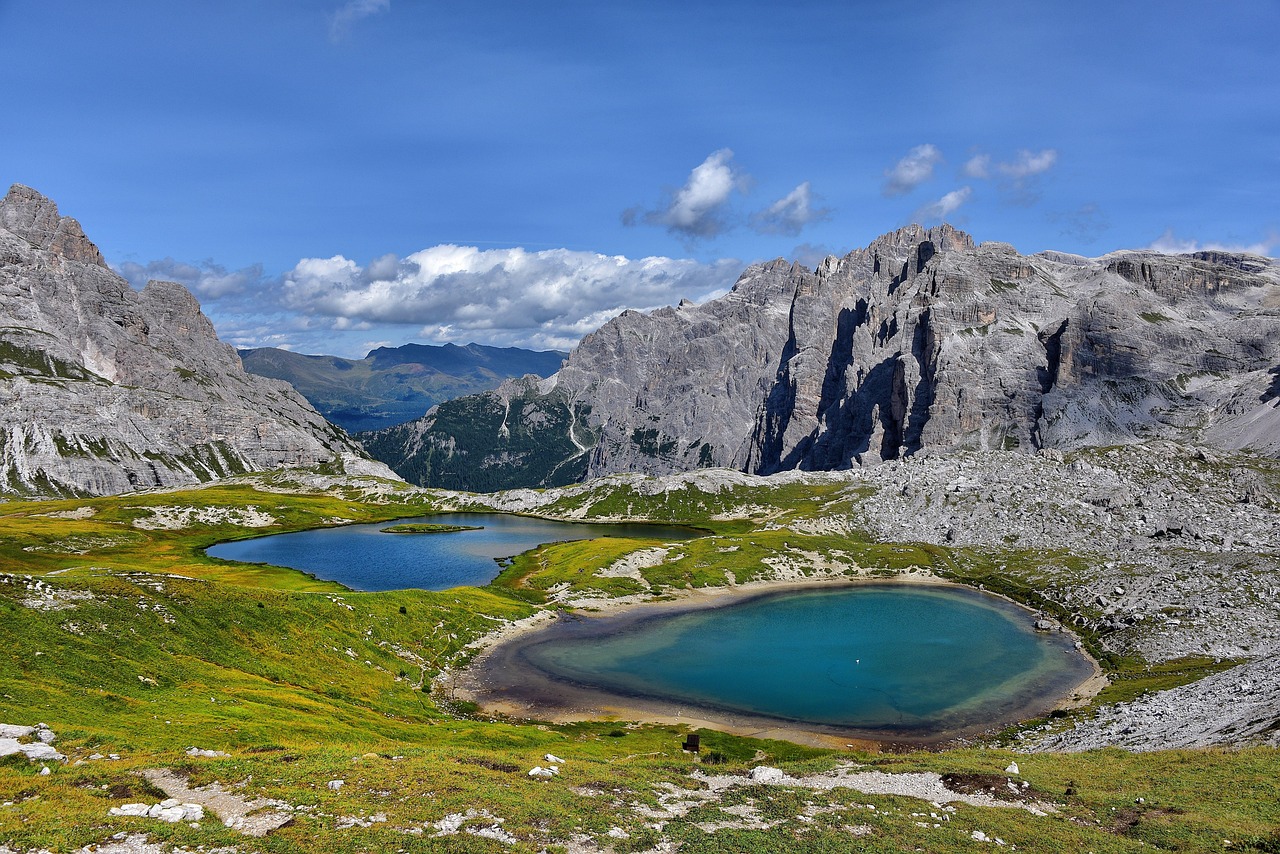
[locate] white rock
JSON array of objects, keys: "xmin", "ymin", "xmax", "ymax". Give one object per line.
[
  {"xmin": 109, "ymin": 803, "xmax": 151, "ymax": 817},
  {"xmin": 434, "ymin": 813, "xmax": 465, "ymax": 834},
  {"xmin": 186, "ymin": 747, "xmax": 230, "ymax": 758},
  {"xmin": 748, "ymin": 766, "xmax": 786, "ymax": 783}
]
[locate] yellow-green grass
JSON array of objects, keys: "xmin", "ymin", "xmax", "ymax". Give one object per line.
[
  {"xmin": 0, "ymin": 482, "xmax": 441, "ymax": 590},
  {"xmin": 1, "ymin": 478, "xmax": 1278, "ymax": 852}
]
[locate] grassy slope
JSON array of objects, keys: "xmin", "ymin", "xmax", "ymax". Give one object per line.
[{"xmin": 0, "ymin": 475, "xmax": 1277, "ymax": 852}]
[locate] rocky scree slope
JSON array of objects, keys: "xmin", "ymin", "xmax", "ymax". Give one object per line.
[
  {"xmin": 0, "ymin": 184, "xmax": 394, "ymax": 496},
  {"xmin": 460, "ymin": 443, "xmax": 1280, "ymax": 751},
  {"xmin": 367, "ymin": 224, "xmax": 1280, "ymax": 490}
]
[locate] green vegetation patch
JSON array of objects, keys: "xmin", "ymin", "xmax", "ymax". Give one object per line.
[
  {"xmin": 0, "ymin": 475, "xmax": 1277, "ymax": 852},
  {"xmin": 380, "ymin": 523, "xmax": 483, "ymax": 534}
]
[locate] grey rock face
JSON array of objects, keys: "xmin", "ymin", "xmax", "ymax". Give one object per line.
[
  {"xmin": 0, "ymin": 184, "xmax": 396, "ymax": 496},
  {"xmin": 370, "ymin": 223, "xmax": 1280, "ymax": 489}
]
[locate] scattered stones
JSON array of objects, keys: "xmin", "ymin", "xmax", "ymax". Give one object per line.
[
  {"xmin": 131, "ymin": 505, "xmax": 277, "ymax": 530},
  {"xmin": 141, "ymin": 768, "xmax": 293, "ymax": 837},
  {"xmin": 109, "ymin": 800, "xmax": 204, "ymax": 823},
  {"xmin": 0, "ymin": 831, "xmax": 238, "ymax": 854},
  {"xmin": 185, "ymin": 747, "xmax": 230, "ymax": 758},
  {"xmin": 427, "ymin": 808, "xmax": 516, "ymax": 844},
  {"xmin": 1028, "ymin": 653, "xmax": 1280, "ymax": 751},
  {"xmin": 336, "ymin": 812, "xmax": 386, "ymax": 829},
  {"xmin": 0, "ymin": 723, "xmax": 65, "ymax": 763}
]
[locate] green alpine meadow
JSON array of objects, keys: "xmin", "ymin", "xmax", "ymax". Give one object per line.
[{"xmin": 2, "ymin": 457, "xmax": 1279, "ymax": 852}]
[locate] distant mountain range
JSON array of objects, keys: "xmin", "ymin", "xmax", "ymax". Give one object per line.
[
  {"xmin": 238, "ymin": 343, "xmax": 567, "ymax": 433},
  {"xmin": 361, "ymin": 223, "xmax": 1280, "ymax": 492}
]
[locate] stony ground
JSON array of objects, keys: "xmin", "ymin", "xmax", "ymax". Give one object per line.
[{"xmin": 465, "ymin": 443, "xmax": 1280, "ymax": 753}]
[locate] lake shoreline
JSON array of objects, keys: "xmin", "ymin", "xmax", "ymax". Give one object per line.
[{"xmin": 447, "ymin": 574, "xmax": 1105, "ymax": 749}]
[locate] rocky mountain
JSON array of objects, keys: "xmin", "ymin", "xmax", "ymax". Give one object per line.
[
  {"xmin": 0, "ymin": 184, "xmax": 395, "ymax": 497},
  {"xmin": 365, "ymin": 223, "xmax": 1280, "ymax": 491},
  {"xmin": 239, "ymin": 342, "xmax": 566, "ymax": 433}
]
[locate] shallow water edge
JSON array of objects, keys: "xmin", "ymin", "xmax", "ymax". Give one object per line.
[{"xmin": 450, "ymin": 577, "xmax": 1104, "ymax": 749}]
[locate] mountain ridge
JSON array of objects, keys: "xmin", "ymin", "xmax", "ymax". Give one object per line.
[
  {"xmin": 364, "ymin": 223, "xmax": 1280, "ymax": 491},
  {"xmin": 0, "ymin": 184, "xmax": 395, "ymax": 496}
]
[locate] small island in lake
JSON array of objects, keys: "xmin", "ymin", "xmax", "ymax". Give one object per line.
[{"xmin": 379, "ymin": 523, "xmax": 484, "ymax": 534}]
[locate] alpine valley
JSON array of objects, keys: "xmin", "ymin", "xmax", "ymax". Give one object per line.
[{"xmin": 2, "ymin": 185, "xmax": 1279, "ymax": 854}]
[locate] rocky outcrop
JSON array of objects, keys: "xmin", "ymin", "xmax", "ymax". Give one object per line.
[
  {"xmin": 0, "ymin": 184, "xmax": 396, "ymax": 496},
  {"xmin": 368, "ymin": 224, "xmax": 1280, "ymax": 490}
]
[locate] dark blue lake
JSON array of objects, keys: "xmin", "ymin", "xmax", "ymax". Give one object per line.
[
  {"xmin": 477, "ymin": 583, "xmax": 1094, "ymax": 738},
  {"xmin": 206, "ymin": 513, "xmax": 700, "ymax": 591}
]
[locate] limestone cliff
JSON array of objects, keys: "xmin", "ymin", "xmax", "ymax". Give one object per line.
[
  {"xmin": 0, "ymin": 184, "xmax": 395, "ymax": 496},
  {"xmin": 367, "ymin": 224, "xmax": 1280, "ymax": 490}
]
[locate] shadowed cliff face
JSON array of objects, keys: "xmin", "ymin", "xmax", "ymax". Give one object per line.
[
  {"xmin": 0, "ymin": 184, "xmax": 395, "ymax": 496},
  {"xmin": 367, "ymin": 225, "xmax": 1280, "ymax": 491}
]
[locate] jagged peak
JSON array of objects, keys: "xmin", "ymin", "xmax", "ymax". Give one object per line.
[
  {"xmin": 0, "ymin": 183, "xmax": 106, "ymax": 267},
  {"xmin": 864, "ymin": 222, "xmax": 976, "ymax": 255}
]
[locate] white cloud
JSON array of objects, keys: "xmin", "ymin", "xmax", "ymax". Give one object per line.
[
  {"xmin": 115, "ymin": 257, "xmax": 265, "ymax": 298},
  {"xmin": 962, "ymin": 154, "xmax": 991, "ymax": 179},
  {"xmin": 625, "ymin": 149, "xmax": 745, "ymax": 239},
  {"xmin": 280, "ymin": 245, "xmax": 743, "ymax": 351},
  {"xmin": 961, "ymin": 148, "xmax": 1059, "ymax": 205},
  {"xmin": 750, "ymin": 182, "xmax": 831, "ymax": 236},
  {"xmin": 997, "ymin": 148, "xmax": 1058, "ymax": 179},
  {"xmin": 329, "ymin": 0, "xmax": 390, "ymax": 41},
  {"xmin": 1147, "ymin": 229, "xmax": 1275, "ymax": 256},
  {"xmin": 914, "ymin": 187, "xmax": 972, "ymax": 223},
  {"xmin": 882, "ymin": 144, "xmax": 942, "ymax": 196}
]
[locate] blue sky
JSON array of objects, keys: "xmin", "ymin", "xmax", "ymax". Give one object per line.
[{"xmin": 2, "ymin": 0, "xmax": 1276, "ymax": 356}]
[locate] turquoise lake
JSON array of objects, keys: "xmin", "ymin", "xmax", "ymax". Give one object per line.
[
  {"xmin": 206, "ymin": 513, "xmax": 700, "ymax": 591},
  {"xmin": 487, "ymin": 584, "xmax": 1093, "ymax": 738}
]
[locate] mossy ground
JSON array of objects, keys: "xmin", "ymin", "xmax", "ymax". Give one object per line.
[{"xmin": 0, "ymin": 474, "xmax": 1276, "ymax": 852}]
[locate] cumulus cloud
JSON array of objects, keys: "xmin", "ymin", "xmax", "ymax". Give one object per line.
[
  {"xmin": 914, "ymin": 187, "xmax": 972, "ymax": 223},
  {"xmin": 624, "ymin": 149, "xmax": 746, "ymax": 239},
  {"xmin": 280, "ymin": 245, "xmax": 743, "ymax": 350},
  {"xmin": 882, "ymin": 144, "xmax": 942, "ymax": 196},
  {"xmin": 1147, "ymin": 229, "xmax": 1276, "ymax": 257},
  {"xmin": 962, "ymin": 154, "xmax": 991, "ymax": 179},
  {"xmin": 997, "ymin": 148, "xmax": 1058, "ymax": 179},
  {"xmin": 960, "ymin": 148, "xmax": 1059, "ymax": 204},
  {"xmin": 115, "ymin": 257, "xmax": 265, "ymax": 298},
  {"xmin": 749, "ymin": 182, "xmax": 831, "ymax": 236},
  {"xmin": 329, "ymin": 0, "xmax": 390, "ymax": 41}
]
